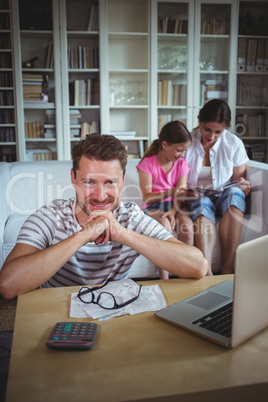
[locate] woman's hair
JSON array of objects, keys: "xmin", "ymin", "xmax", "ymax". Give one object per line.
[
  {"xmin": 198, "ymin": 99, "xmax": 231, "ymax": 128},
  {"xmin": 141, "ymin": 120, "xmax": 191, "ymax": 161},
  {"xmin": 72, "ymin": 133, "xmax": 128, "ymax": 177}
]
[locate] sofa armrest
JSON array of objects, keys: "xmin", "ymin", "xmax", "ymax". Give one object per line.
[{"xmin": 242, "ymin": 161, "xmax": 268, "ymax": 240}]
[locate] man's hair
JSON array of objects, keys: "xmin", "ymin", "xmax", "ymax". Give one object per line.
[{"xmin": 72, "ymin": 133, "xmax": 128, "ymax": 177}]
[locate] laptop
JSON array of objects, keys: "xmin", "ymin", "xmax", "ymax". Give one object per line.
[{"xmin": 155, "ymin": 235, "xmax": 268, "ymax": 348}]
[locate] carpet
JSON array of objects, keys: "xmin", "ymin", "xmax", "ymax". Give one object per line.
[{"xmin": 0, "ymin": 308, "xmax": 16, "ymax": 331}]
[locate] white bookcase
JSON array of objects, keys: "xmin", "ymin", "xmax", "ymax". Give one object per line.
[
  {"xmin": 235, "ymin": 0, "xmax": 268, "ymax": 163},
  {"xmin": 11, "ymin": 0, "xmax": 63, "ymax": 161},
  {"xmin": 59, "ymin": 0, "xmax": 101, "ymax": 160},
  {"xmin": 2, "ymin": 0, "xmax": 268, "ymax": 162},
  {"xmin": 0, "ymin": 0, "xmax": 17, "ymax": 162},
  {"xmin": 101, "ymin": 0, "xmax": 150, "ymax": 158}
]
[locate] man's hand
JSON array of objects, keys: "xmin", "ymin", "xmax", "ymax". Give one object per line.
[
  {"xmin": 80, "ymin": 216, "xmax": 110, "ymax": 245},
  {"xmin": 83, "ymin": 210, "xmax": 125, "ymax": 244}
]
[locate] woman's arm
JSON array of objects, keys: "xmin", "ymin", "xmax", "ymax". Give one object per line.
[{"xmin": 232, "ymin": 164, "xmax": 251, "ymax": 196}]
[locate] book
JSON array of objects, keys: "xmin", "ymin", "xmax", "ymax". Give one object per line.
[
  {"xmin": 87, "ymin": 4, "xmax": 98, "ymax": 31},
  {"xmin": 255, "ymin": 39, "xmax": 265, "ymax": 72},
  {"xmin": 246, "ymin": 39, "xmax": 257, "ymax": 72},
  {"xmin": 80, "ymin": 122, "xmax": 90, "ymax": 138},
  {"xmin": 45, "ymin": 44, "xmax": 53, "ymax": 69},
  {"xmin": 187, "ymin": 181, "xmax": 242, "ymax": 197},
  {"xmin": 237, "ymin": 38, "xmax": 247, "ymax": 71}
]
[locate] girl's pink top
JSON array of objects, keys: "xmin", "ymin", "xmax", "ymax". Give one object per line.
[{"xmin": 136, "ymin": 154, "xmax": 190, "ymax": 209}]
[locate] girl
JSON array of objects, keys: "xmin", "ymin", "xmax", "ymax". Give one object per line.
[{"xmin": 136, "ymin": 120, "xmax": 192, "ymax": 279}]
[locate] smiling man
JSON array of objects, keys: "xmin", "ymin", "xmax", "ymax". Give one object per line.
[{"xmin": 0, "ymin": 134, "xmax": 208, "ymax": 300}]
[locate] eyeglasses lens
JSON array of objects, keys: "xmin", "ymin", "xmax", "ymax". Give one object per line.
[{"xmin": 97, "ymin": 292, "xmax": 116, "ymax": 309}]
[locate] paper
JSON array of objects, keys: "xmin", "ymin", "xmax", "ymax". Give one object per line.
[{"xmin": 70, "ymin": 278, "xmax": 166, "ymax": 321}]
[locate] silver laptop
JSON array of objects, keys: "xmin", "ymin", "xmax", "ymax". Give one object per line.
[{"xmin": 155, "ymin": 235, "xmax": 268, "ymax": 348}]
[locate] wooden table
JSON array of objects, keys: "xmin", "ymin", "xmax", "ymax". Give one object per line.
[{"xmin": 5, "ymin": 275, "xmax": 268, "ymax": 402}]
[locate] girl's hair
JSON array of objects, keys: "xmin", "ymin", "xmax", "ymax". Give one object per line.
[
  {"xmin": 72, "ymin": 133, "xmax": 128, "ymax": 177},
  {"xmin": 141, "ymin": 120, "xmax": 191, "ymax": 161},
  {"xmin": 198, "ymin": 99, "xmax": 231, "ymax": 128}
]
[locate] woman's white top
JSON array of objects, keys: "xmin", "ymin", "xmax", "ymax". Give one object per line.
[{"xmin": 186, "ymin": 128, "xmax": 249, "ymax": 189}]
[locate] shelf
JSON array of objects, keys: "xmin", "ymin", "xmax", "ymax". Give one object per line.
[
  {"xmin": 20, "ymin": 30, "xmax": 53, "ymax": 37},
  {"xmin": 25, "ymin": 138, "xmax": 56, "ymax": 142},
  {"xmin": 23, "ymin": 102, "xmax": 55, "ymax": 109},
  {"xmin": 67, "ymin": 31, "xmax": 99, "ymax": 38},
  {"xmin": 2, "ymin": 0, "xmax": 267, "ymax": 163}
]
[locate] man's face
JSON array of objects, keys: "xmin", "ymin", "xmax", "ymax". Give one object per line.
[{"xmin": 71, "ymin": 156, "xmax": 125, "ymax": 215}]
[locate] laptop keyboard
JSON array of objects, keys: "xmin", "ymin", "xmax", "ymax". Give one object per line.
[{"xmin": 192, "ymin": 302, "xmax": 233, "ymax": 338}]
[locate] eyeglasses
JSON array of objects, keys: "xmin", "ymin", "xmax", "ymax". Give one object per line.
[{"xmin": 77, "ymin": 279, "xmax": 142, "ymax": 310}]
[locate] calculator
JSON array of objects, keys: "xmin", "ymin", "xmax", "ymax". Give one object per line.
[{"xmin": 46, "ymin": 322, "xmax": 98, "ymax": 350}]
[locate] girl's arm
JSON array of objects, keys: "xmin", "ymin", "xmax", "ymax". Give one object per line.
[{"xmin": 138, "ymin": 170, "xmax": 177, "ymax": 204}]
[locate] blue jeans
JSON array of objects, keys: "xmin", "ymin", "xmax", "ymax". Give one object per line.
[
  {"xmin": 143, "ymin": 201, "xmax": 173, "ymax": 214},
  {"xmin": 181, "ymin": 187, "xmax": 246, "ymax": 224}
]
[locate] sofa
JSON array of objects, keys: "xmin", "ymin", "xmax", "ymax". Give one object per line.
[{"xmin": 0, "ymin": 158, "xmax": 268, "ymax": 277}]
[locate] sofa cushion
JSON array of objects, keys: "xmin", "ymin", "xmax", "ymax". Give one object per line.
[{"xmin": 2, "ymin": 214, "xmax": 28, "ymax": 263}]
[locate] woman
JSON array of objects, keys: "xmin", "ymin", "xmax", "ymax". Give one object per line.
[{"xmin": 181, "ymin": 99, "xmax": 251, "ymax": 275}]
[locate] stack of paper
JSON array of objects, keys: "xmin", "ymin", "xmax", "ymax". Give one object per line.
[{"xmin": 70, "ymin": 279, "xmax": 166, "ymax": 321}]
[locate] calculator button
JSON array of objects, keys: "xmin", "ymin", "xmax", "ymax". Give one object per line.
[{"xmin": 63, "ymin": 323, "xmax": 72, "ymax": 332}]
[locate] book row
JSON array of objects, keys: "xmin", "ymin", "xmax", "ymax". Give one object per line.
[
  {"xmin": 24, "ymin": 122, "xmax": 45, "ymax": 139},
  {"xmin": 46, "ymin": 109, "xmax": 82, "ymax": 125},
  {"xmin": 0, "ymin": 0, "xmax": 9, "ymax": 10},
  {"xmin": 158, "ymin": 17, "xmax": 188, "ymax": 34},
  {"xmin": 237, "ymin": 38, "xmax": 268, "ymax": 73},
  {"xmin": 0, "ymin": 14, "xmax": 10, "ymax": 29},
  {"xmin": 200, "ymin": 18, "xmax": 230, "ymax": 35},
  {"xmin": 158, "ymin": 113, "xmax": 186, "ymax": 132},
  {"xmin": 200, "ymin": 79, "xmax": 228, "ymax": 106},
  {"xmin": 0, "ymin": 52, "xmax": 12, "ymax": 68},
  {"xmin": 26, "ymin": 149, "xmax": 57, "ymax": 162},
  {"xmin": 0, "ymin": 33, "xmax": 11, "ymax": 49},
  {"xmin": 244, "ymin": 143, "xmax": 266, "ymax": 163},
  {"xmin": 0, "ymin": 72, "xmax": 13, "ymax": 87},
  {"xmin": 0, "ymin": 127, "xmax": 15, "ymax": 142},
  {"xmin": 0, "ymin": 150, "xmax": 17, "ymax": 162},
  {"xmin": 68, "ymin": 46, "xmax": 99, "ymax": 69},
  {"xmin": 0, "ymin": 90, "xmax": 13, "ymax": 106},
  {"xmin": 71, "ymin": 121, "xmax": 100, "ymax": 138},
  {"xmin": 158, "ymin": 81, "xmax": 186, "ymax": 106},
  {"xmin": 236, "ymin": 113, "xmax": 266, "ymax": 138},
  {"xmin": 237, "ymin": 83, "xmax": 268, "ymax": 107},
  {"xmin": 69, "ymin": 78, "xmax": 100, "ymax": 106},
  {"xmin": 22, "ymin": 74, "xmax": 49, "ymax": 102},
  {"xmin": 0, "ymin": 109, "xmax": 14, "ymax": 123}
]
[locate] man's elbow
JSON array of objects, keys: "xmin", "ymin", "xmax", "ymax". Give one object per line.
[
  {"xmin": 0, "ymin": 276, "xmax": 18, "ymax": 300},
  {"xmin": 193, "ymin": 257, "xmax": 209, "ymax": 279}
]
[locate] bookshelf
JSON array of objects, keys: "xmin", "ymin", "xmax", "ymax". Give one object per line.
[
  {"xmin": 59, "ymin": 0, "xmax": 101, "ymax": 159},
  {"xmin": 4, "ymin": 0, "xmax": 268, "ymax": 163},
  {"xmin": 101, "ymin": 0, "xmax": 150, "ymax": 158},
  {"xmin": 235, "ymin": 0, "xmax": 268, "ymax": 163},
  {"xmin": 0, "ymin": 0, "xmax": 17, "ymax": 161},
  {"xmin": 151, "ymin": 0, "xmax": 194, "ymax": 138},
  {"xmin": 11, "ymin": 0, "xmax": 63, "ymax": 161},
  {"xmin": 151, "ymin": 0, "xmax": 237, "ymax": 141}
]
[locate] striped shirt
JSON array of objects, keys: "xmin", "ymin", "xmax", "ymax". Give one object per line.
[{"xmin": 17, "ymin": 199, "xmax": 172, "ymax": 287}]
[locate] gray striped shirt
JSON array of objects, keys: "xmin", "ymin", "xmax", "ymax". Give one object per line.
[{"xmin": 17, "ymin": 199, "xmax": 172, "ymax": 287}]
